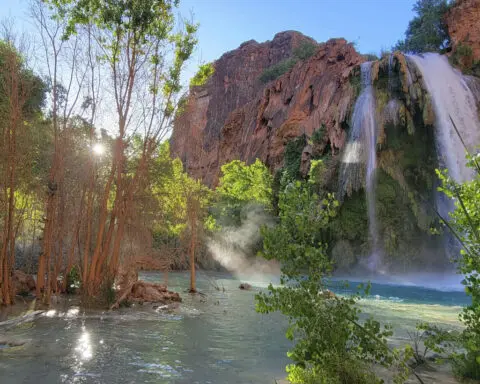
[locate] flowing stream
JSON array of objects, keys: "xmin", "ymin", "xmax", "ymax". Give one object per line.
[{"xmin": 0, "ymin": 271, "xmax": 467, "ymax": 384}]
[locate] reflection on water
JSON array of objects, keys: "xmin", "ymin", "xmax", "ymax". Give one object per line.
[
  {"xmin": 75, "ymin": 329, "xmax": 93, "ymax": 361},
  {"xmin": 0, "ymin": 271, "xmax": 468, "ymax": 384}
]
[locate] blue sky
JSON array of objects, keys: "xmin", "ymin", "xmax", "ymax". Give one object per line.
[{"xmin": 1, "ymin": 0, "xmax": 416, "ymax": 78}]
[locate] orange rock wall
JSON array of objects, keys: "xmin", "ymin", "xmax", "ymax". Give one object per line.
[{"xmin": 171, "ymin": 31, "xmax": 363, "ymax": 185}]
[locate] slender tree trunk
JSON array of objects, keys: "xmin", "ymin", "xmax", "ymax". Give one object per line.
[
  {"xmin": 189, "ymin": 205, "xmax": 197, "ymax": 293},
  {"xmin": 88, "ymin": 163, "xmax": 115, "ymax": 284}
]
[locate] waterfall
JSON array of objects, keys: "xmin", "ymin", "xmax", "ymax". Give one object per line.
[
  {"xmin": 408, "ymin": 53, "xmax": 480, "ymax": 183},
  {"xmin": 388, "ymin": 54, "xmax": 394, "ymax": 93},
  {"xmin": 340, "ymin": 62, "xmax": 380, "ymax": 270}
]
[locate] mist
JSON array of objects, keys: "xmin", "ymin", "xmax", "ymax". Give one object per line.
[{"xmin": 207, "ymin": 205, "xmax": 280, "ymax": 280}]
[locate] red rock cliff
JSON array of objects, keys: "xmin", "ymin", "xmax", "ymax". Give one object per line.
[
  {"xmin": 446, "ymin": 0, "xmax": 480, "ymax": 62},
  {"xmin": 171, "ymin": 31, "xmax": 363, "ymax": 185}
]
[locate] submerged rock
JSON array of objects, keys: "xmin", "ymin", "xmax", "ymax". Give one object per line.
[{"xmin": 239, "ymin": 283, "xmax": 252, "ymax": 290}]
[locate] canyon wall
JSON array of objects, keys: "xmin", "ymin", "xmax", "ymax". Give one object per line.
[
  {"xmin": 446, "ymin": 0, "xmax": 480, "ymax": 62},
  {"xmin": 171, "ymin": 31, "xmax": 362, "ymax": 186}
]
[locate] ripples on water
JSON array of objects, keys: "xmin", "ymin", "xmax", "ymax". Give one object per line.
[{"xmin": 0, "ymin": 271, "xmax": 468, "ymax": 383}]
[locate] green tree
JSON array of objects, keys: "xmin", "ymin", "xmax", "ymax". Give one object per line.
[
  {"xmin": 215, "ymin": 159, "xmax": 273, "ymax": 225},
  {"xmin": 423, "ymin": 153, "xmax": 480, "ymax": 379},
  {"xmin": 44, "ymin": 0, "xmax": 198, "ymax": 298},
  {"xmin": 256, "ymin": 180, "xmax": 414, "ymax": 383},
  {"xmin": 394, "ymin": 0, "xmax": 450, "ymax": 53}
]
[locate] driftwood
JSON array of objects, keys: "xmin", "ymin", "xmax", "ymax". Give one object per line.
[
  {"xmin": 109, "ymin": 283, "xmax": 135, "ymax": 310},
  {"xmin": 110, "ymin": 281, "xmax": 182, "ymax": 310}
]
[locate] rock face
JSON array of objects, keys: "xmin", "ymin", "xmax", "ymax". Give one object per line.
[
  {"xmin": 171, "ymin": 31, "xmax": 362, "ymax": 185},
  {"xmin": 446, "ymin": 0, "xmax": 480, "ymax": 62}
]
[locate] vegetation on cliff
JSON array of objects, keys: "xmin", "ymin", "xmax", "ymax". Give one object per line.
[{"xmin": 259, "ymin": 40, "xmax": 317, "ymax": 83}]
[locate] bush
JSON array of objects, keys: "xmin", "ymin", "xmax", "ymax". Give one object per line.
[
  {"xmin": 66, "ymin": 265, "xmax": 81, "ymax": 294},
  {"xmin": 283, "ymin": 135, "xmax": 306, "ymax": 181},
  {"xmin": 260, "ymin": 41, "xmax": 318, "ymax": 83},
  {"xmin": 259, "ymin": 58, "xmax": 297, "ymax": 83},
  {"xmin": 449, "ymin": 44, "xmax": 480, "ymax": 77},
  {"xmin": 311, "ymin": 125, "xmax": 326, "ymax": 145},
  {"xmin": 190, "ymin": 62, "xmax": 214, "ymax": 87},
  {"xmin": 293, "ymin": 41, "xmax": 317, "ymax": 61}
]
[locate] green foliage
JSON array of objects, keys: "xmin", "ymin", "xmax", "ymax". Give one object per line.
[
  {"xmin": 293, "ymin": 41, "xmax": 317, "ymax": 61},
  {"xmin": 66, "ymin": 265, "xmax": 81, "ymax": 294},
  {"xmin": 215, "ymin": 159, "xmax": 273, "ymax": 225},
  {"xmin": 418, "ymin": 146, "xmax": 480, "ymax": 379},
  {"xmin": 284, "ymin": 135, "xmax": 306, "ymax": 182},
  {"xmin": 190, "ymin": 62, "xmax": 215, "ymax": 87},
  {"xmin": 259, "ymin": 58, "xmax": 297, "ymax": 84},
  {"xmin": 393, "ymin": 0, "xmax": 450, "ymax": 53},
  {"xmin": 310, "ymin": 125, "xmax": 326, "ymax": 146},
  {"xmin": 449, "ymin": 44, "xmax": 480, "ymax": 77},
  {"xmin": 45, "ymin": 0, "xmax": 197, "ymax": 101},
  {"xmin": 307, "ymin": 159, "xmax": 326, "ymax": 186},
  {"xmin": 256, "ymin": 181, "xmax": 411, "ymax": 383},
  {"xmin": 259, "ymin": 41, "xmax": 317, "ymax": 83},
  {"xmin": 429, "ymin": 152, "xmax": 480, "ymax": 379},
  {"xmin": 147, "ymin": 141, "xmax": 212, "ymax": 242},
  {"xmin": 0, "ymin": 41, "xmax": 46, "ymax": 117}
]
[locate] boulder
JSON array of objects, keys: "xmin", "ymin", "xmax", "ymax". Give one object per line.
[{"xmin": 239, "ymin": 283, "xmax": 252, "ymax": 290}]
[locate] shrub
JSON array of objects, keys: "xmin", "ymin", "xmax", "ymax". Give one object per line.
[
  {"xmin": 311, "ymin": 125, "xmax": 326, "ymax": 145},
  {"xmin": 190, "ymin": 62, "xmax": 214, "ymax": 87},
  {"xmin": 259, "ymin": 58, "xmax": 297, "ymax": 83},
  {"xmin": 293, "ymin": 41, "xmax": 317, "ymax": 61},
  {"xmin": 283, "ymin": 135, "xmax": 306, "ymax": 181},
  {"xmin": 260, "ymin": 41, "xmax": 318, "ymax": 84},
  {"xmin": 66, "ymin": 265, "xmax": 81, "ymax": 294}
]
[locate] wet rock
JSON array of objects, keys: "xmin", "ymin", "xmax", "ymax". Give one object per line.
[
  {"xmin": 13, "ymin": 270, "xmax": 36, "ymax": 296},
  {"xmin": 239, "ymin": 283, "xmax": 252, "ymax": 290},
  {"xmin": 127, "ymin": 281, "xmax": 181, "ymax": 304}
]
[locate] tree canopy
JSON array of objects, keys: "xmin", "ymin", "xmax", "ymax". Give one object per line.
[{"xmin": 394, "ymin": 0, "xmax": 451, "ymax": 53}]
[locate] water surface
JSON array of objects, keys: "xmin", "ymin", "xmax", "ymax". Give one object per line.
[{"xmin": 0, "ymin": 271, "xmax": 467, "ymax": 383}]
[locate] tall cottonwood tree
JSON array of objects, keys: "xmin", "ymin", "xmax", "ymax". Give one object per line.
[
  {"xmin": 0, "ymin": 38, "xmax": 45, "ymax": 305},
  {"xmin": 44, "ymin": 0, "xmax": 198, "ymax": 297},
  {"xmin": 31, "ymin": 0, "xmax": 95, "ymax": 302}
]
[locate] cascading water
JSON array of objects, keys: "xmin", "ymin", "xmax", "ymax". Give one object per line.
[
  {"xmin": 408, "ymin": 53, "xmax": 480, "ymax": 183},
  {"xmin": 340, "ymin": 62, "xmax": 380, "ymax": 270},
  {"xmin": 408, "ymin": 53, "xmax": 480, "ymax": 264}
]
